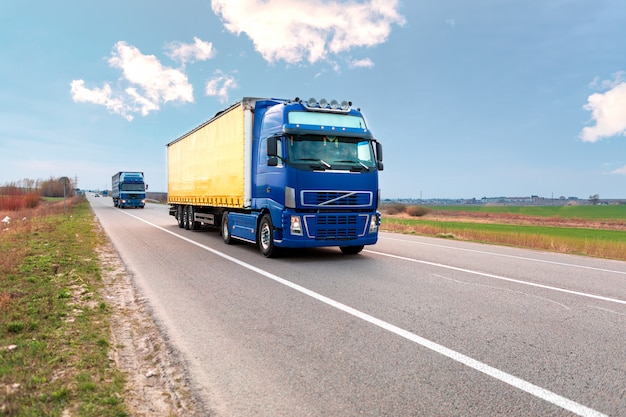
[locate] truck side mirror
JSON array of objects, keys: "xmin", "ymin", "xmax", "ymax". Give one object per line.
[
  {"xmin": 267, "ymin": 136, "xmax": 280, "ymax": 166},
  {"xmin": 267, "ymin": 136, "xmax": 278, "ymax": 157},
  {"xmin": 375, "ymin": 141, "xmax": 384, "ymax": 171}
]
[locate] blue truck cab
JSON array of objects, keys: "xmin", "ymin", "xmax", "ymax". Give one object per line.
[
  {"xmin": 112, "ymin": 171, "xmax": 146, "ymax": 209},
  {"xmin": 228, "ymin": 97, "xmax": 383, "ymax": 256}
]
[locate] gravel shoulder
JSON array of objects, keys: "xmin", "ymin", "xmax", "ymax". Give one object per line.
[{"xmin": 96, "ymin": 228, "xmax": 206, "ymax": 416}]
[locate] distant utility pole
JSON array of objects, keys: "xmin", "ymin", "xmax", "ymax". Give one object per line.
[{"xmin": 59, "ymin": 177, "xmax": 69, "ymax": 214}]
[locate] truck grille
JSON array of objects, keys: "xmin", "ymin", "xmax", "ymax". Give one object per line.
[
  {"xmin": 302, "ymin": 191, "xmax": 372, "ymax": 207},
  {"xmin": 304, "ymin": 214, "xmax": 368, "ymax": 240}
]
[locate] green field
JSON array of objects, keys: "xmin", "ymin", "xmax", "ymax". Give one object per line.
[
  {"xmin": 427, "ymin": 204, "xmax": 626, "ymax": 220},
  {"xmin": 380, "ymin": 205, "xmax": 626, "ymax": 260},
  {"xmin": 383, "ymin": 217, "xmax": 626, "ymax": 242}
]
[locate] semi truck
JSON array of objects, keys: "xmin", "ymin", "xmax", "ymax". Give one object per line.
[
  {"xmin": 111, "ymin": 171, "xmax": 146, "ymax": 208},
  {"xmin": 167, "ymin": 97, "xmax": 383, "ymax": 257}
]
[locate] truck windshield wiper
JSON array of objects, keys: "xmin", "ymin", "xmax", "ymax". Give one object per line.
[
  {"xmin": 336, "ymin": 159, "xmax": 370, "ymax": 171},
  {"xmin": 298, "ymin": 158, "xmax": 332, "ymax": 169}
]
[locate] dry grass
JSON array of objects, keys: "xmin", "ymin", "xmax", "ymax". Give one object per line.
[
  {"xmin": 0, "ymin": 201, "xmax": 68, "ymax": 275},
  {"xmin": 0, "ymin": 194, "xmax": 40, "ymax": 211},
  {"xmin": 380, "ymin": 208, "xmax": 626, "ymax": 261}
]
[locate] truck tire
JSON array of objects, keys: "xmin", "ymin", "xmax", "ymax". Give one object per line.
[
  {"xmin": 183, "ymin": 206, "xmax": 191, "ymax": 230},
  {"xmin": 188, "ymin": 205, "xmax": 200, "ymax": 230},
  {"xmin": 340, "ymin": 245, "xmax": 364, "ymax": 255},
  {"xmin": 259, "ymin": 214, "xmax": 279, "ymax": 258},
  {"xmin": 177, "ymin": 205, "xmax": 185, "ymax": 228},
  {"xmin": 221, "ymin": 212, "xmax": 233, "ymax": 244}
]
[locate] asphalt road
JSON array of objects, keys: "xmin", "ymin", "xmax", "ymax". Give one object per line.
[{"xmin": 87, "ymin": 194, "xmax": 626, "ymax": 416}]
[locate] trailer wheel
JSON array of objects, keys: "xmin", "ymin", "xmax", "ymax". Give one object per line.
[
  {"xmin": 340, "ymin": 245, "xmax": 364, "ymax": 255},
  {"xmin": 221, "ymin": 212, "xmax": 233, "ymax": 244},
  {"xmin": 188, "ymin": 206, "xmax": 200, "ymax": 230},
  {"xmin": 259, "ymin": 214, "xmax": 279, "ymax": 258},
  {"xmin": 183, "ymin": 206, "xmax": 191, "ymax": 229},
  {"xmin": 177, "ymin": 205, "xmax": 185, "ymax": 228}
]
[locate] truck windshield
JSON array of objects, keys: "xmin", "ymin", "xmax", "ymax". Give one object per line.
[
  {"xmin": 121, "ymin": 184, "xmax": 145, "ymax": 191},
  {"xmin": 287, "ymin": 135, "xmax": 376, "ymax": 171}
]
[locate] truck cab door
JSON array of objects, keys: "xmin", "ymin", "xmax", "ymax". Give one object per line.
[{"xmin": 255, "ymin": 136, "xmax": 285, "ymax": 208}]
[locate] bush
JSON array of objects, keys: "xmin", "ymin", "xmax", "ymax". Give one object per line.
[
  {"xmin": 0, "ymin": 193, "xmax": 40, "ymax": 211},
  {"xmin": 406, "ymin": 205, "xmax": 431, "ymax": 217},
  {"xmin": 25, "ymin": 193, "xmax": 40, "ymax": 208},
  {"xmin": 382, "ymin": 203, "xmax": 407, "ymax": 215}
]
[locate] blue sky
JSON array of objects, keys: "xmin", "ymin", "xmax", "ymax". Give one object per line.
[{"xmin": 1, "ymin": 0, "xmax": 625, "ymax": 199}]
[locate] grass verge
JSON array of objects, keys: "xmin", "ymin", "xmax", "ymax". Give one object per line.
[
  {"xmin": 0, "ymin": 197, "xmax": 129, "ymax": 417},
  {"xmin": 381, "ymin": 216, "xmax": 626, "ymax": 261}
]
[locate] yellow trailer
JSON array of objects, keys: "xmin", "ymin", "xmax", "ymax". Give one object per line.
[{"xmin": 167, "ymin": 99, "xmax": 255, "ymax": 209}]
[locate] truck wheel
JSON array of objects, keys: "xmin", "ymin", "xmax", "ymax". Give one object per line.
[
  {"xmin": 188, "ymin": 206, "xmax": 200, "ymax": 230},
  {"xmin": 340, "ymin": 245, "xmax": 364, "ymax": 255},
  {"xmin": 259, "ymin": 214, "xmax": 279, "ymax": 258},
  {"xmin": 183, "ymin": 206, "xmax": 191, "ymax": 230},
  {"xmin": 177, "ymin": 206, "xmax": 185, "ymax": 228},
  {"xmin": 222, "ymin": 212, "xmax": 233, "ymax": 244}
]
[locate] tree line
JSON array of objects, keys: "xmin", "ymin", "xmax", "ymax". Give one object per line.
[
  {"xmin": 2, "ymin": 177, "xmax": 76, "ymax": 198},
  {"xmin": 1, "ymin": 177, "xmax": 77, "ymax": 211}
]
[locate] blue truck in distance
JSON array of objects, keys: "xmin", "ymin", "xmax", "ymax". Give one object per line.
[
  {"xmin": 111, "ymin": 171, "xmax": 146, "ymax": 208},
  {"xmin": 167, "ymin": 97, "xmax": 383, "ymax": 257}
]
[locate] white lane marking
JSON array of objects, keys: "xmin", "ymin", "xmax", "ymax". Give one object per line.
[
  {"xmin": 432, "ymin": 274, "xmax": 573, "ymax": 310},
  {"xmin": 113, "ymin": 210, "xmax": 608, "ymax": 417},
  {"xmin": 379, "ymin": 234, "xmax": 626, "ymax": 276},
  {"xmin": 365, "ymin": 249, "xmax": 626, "ymax": 306}
]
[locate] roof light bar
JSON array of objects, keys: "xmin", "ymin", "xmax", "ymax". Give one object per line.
[{"xmin": 301, "ymin": 97, "xmax": 352, "ymax": 113}]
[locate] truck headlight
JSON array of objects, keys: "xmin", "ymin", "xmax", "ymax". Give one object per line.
[
  {"xmin": 369, "ymin": 214, "xmax": 379, "ymax": 234},
  {"xmin": 290, "ymin": 215, "xmax": 303, "ymax": 236}
]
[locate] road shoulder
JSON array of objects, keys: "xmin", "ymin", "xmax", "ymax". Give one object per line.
[{"xmin": 96, "ymin": 223, "xmax": 204, "ymax": 416}]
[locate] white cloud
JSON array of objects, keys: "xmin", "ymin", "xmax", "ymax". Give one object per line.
[
  {"xmin": 211, "ymin": 0, "xmax": 405, "ymax": 66},
  {"xmin": 205, "ymin": 71, "xmax": 238, "ymax": 103},
  {"xmin": 108, "ymin": 41, "xmax": 193, "ymax": 104},
  {"xmin": 579, "ymin": 73, "xmax": 626, "ymax": 143},
  {"xmin": 611, "ymin": 165, "xmax": 626, "ymax": 175},
  {"xmin": 350, "ymin": 58, "xmax": 374, "ymax": 68},
  {"xmin": 166, "ymin": 37, "xmax": 216, "ymax": 65},
  {"xmin": 71, "ymin": 41, "xmax": 195, "ymax": 120},
  {"xmin": 70, "ymin": 80, "xmax": 131, "ymax": 119}
]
